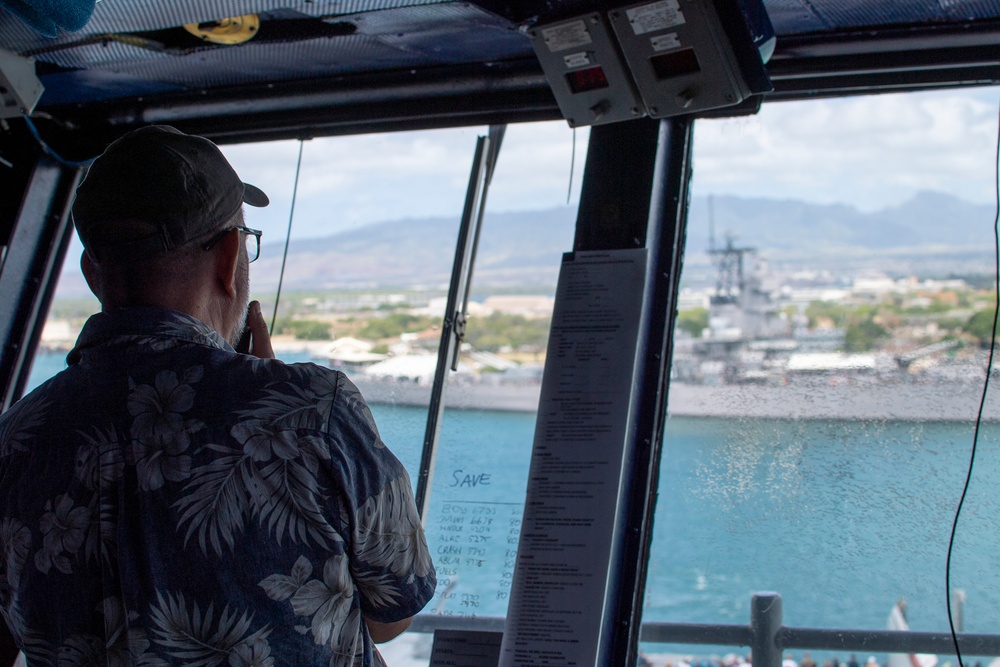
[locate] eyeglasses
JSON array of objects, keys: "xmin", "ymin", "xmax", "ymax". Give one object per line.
[{"xmin": 202, "ymin": 225, "xmax": 263, "ymax": 263}]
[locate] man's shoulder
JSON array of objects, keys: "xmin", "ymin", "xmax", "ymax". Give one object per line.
[
  {"xmin": 0, "ymin": 368, "xmax": 70, "ymax": 428},
  {"xmin": 212, "ymin": 357, "xmax": 362, "ymax": 421},
  {"xmin": 240, "ymin": 357, "xmax": 347, "ymax": 389}
]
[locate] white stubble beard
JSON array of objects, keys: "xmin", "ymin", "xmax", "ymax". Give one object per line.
[{"xmin": 226, "ymin": 251, "xmax": 251, "ymax": 347}]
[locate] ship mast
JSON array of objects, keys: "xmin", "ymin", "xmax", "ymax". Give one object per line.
[{"xmin": 709, "ymin": 233, "xmax": 754, "ymax": 307}]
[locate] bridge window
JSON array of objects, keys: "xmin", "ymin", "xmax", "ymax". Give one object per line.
[
  {"xmin": 20, "ymin": 87, "xmax": 1000, "ymax": 665},
  {"xmin": 646, "ymin": 86, "xmax": 1000, "ymax": 663},
  {"xmin": 403, "ymin": 122, "xmax": 581, "ymax": 625},
  {"xmin": 24, "ymin": 122, "xmax": 584, "ymax": 655}
]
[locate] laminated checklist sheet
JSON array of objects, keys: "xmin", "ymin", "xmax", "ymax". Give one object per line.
[
  {"xmin": 430, "ymin": 630, "xmax": 503, "ymax": 666},
  {"xmin": 499, "ymin": 249, "xmax": 647, "ymax": 667}
]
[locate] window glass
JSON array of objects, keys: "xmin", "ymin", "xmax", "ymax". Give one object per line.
[
  {"xmin": 384, "ymin": 121, "xmax": 584, "ymax": 629},
  {"xmin": 27, "ymin": 90, "xmax": 995, "ymax": 664},
  {"xmin": 27, "ymin": 127, "xmax": 480, "ymax": 394},
  {"xmin": 25, "ymin": 279, "xmax": 97, "ymax": 391},
  {"xmin": 25, "ymin": 123, "xmax": 583, "ymax": 664},
  {"xmin": 644, "ymin": 88, "xmax": 1000, "ymax": 665},
  {"xmin": 21, "ymin": 126, "xmax": 478, "ymax": 666}
]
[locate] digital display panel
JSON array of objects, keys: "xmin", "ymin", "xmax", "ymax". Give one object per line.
[
  {"xmin": 565, "ymin": 65, "xmax": 609, "ymax": 93},
  {"xmin": 650, "ymin": 48, "xmax": 700, "ymax": 79}
]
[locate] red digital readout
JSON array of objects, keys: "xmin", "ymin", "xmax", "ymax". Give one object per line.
[{"xmin": 566, "ymin": 65, "xmax": 609, "ymax": 93}]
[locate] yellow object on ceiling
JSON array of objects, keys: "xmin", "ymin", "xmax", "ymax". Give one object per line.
[{"xmin": 182, "ymin": 14, "xmax": 260, "ymax": 45}]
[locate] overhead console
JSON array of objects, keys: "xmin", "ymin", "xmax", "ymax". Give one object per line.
[{"xmin": 529, "ymin": 0, "xmax": 774, "ymax": 126}]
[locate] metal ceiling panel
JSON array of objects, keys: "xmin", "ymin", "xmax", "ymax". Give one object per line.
[
  {"xmin": 108, "ymin": 35, "xmax": 429, "ymax": 88},
  {"xmin": 31, "ymin": 41, "xmax": 173, "ymax": 70},
  {"xmin": 2, "ymin": 0, "xmax": 1000, "ymax": 131},
  {"xmin": 28, "ymin": 70, "xmax": 183, "ymax": 106},
  {"xmin": 14, "ymin": 2, "xmax": 523, "ymax": 106},
  {"xmin": 359, "ymin": 3, "xmax": 525, "ymax": 62},
  {"xmin": 353, "ymin": 1, "xmax": 512, "ymax": 32},
  {"xmin": 39, "ymin": 4, "xmax": 527, "ymax": 94},
  {"xmin": 298, "ymin": 0, "xmax": 470, "ymax": 18},
  {"xmin": 0, "ymin": 0, "xmax": 442, "ymax": 54},
  {"xmin": 765, "ymin": 0, "xmax": 1000, "ymax": 34},
  {"xmin": 79, "ymin": 0, "xmax": 445, "ymax": 32},
  {"xmin": 0, "ymin": 15, "xmax": 69, "ymax": 53}
]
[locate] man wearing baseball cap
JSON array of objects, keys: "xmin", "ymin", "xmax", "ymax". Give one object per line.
[{"xmin": 0, "ymin": 126, "xmax": 435, "ymax": 666}]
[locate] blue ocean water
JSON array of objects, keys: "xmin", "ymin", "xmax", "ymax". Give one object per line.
[{"xmin": 24, "ymin": 352, "xmax": 1000, "ymax": 660}]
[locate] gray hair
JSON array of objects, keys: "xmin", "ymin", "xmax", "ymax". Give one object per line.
[{"xmin": 89, "ymin": 209, "xmax": 244, "ymax": 308}]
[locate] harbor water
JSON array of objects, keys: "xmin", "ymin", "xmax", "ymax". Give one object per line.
[{"xmin": 23, "ymin": 352, "xmax": 1000, "ymax": 661}]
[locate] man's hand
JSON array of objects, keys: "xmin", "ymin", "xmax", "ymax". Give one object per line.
[
  {"xmin": 246, "ymin": 301, "xmax": 275, "ymax": 359},
  {"xmin": 366, "ymin": 617, "xmax": 413, "ymax": 643}
]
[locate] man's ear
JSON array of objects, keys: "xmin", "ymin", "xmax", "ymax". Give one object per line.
[
  {"xmin": 214, "ymin": 228, "xmax": 240, "ymax": 298},
  {"xmin": 81, "ymin": 251, "xmax": 102, "ymax": 301}
]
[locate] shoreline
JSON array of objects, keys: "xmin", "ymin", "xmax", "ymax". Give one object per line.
[
  {"xmin": 352, "ymin": 377, "xmax": 1000, "ymax": 422},
  {"xmin": 30, "ymin": 347, "xmax": 999, "ymax": 422}
]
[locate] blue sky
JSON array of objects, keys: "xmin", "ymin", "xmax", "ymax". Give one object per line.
[
  {"xmin": 690, "ymin": 86, "xmax": 1000, "ymax": 213},
  {"xmin": 220, "ymin": 122, "xmax": 588, "ymax": 243},
  {"xmin": 218, "ymin": 86, "xmax": 1000, "ymax": 247},
  {"xmin": 56, "ymin": 85, "xmax": 1000, "ymax": 289}
]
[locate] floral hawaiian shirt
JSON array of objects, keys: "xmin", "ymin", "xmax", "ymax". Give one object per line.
[{"xmin": 0, "ymin": 306, "xmax": 436, "ymax": 666}]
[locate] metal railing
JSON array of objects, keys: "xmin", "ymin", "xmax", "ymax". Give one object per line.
[{"xmin": 408, "ymin": 593, "xmax": 1000, "ymax": 665}]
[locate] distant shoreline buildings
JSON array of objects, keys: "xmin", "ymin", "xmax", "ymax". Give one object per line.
[{"xmin": 34, "ymin": 252, "xmax": 997, "ymax": 421}]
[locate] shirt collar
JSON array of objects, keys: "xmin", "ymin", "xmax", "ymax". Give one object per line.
[{"xmin": 67, "ymin": 306, "xmax": 233, "ymax": 365}]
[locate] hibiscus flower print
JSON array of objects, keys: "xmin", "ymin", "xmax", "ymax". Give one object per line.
[
  {"xmin": 389, "ymin": 518, "xmax": 432, "ymax": 583},
  {"xmin": 290, "ymin": 555, "xmax": 356, "ymax": 648},
  {"xmin": 129, "ymin": 430, "xmax": 192, "ymax": 491},
  {"xmin": 354, "ymin": 476, "xmax": 433, "ymax": 581},
  {"xmin": 128, "ymin": 367, "xmax": 203, "ymax": 439},
  {"xmin": 35, "ymin": 495, "xmax": 89, "ymax": 574},
  {"xmin": 231, "ymin": 422, "xmax": 299, "ymax": 462},
  {"xmin": 228, "ymin": 637, "xmax": 275, "ymax": 667}
]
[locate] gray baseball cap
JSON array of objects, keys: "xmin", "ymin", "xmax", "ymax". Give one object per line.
[{"xmin": 73, "ymin": 125, "xmax": 268, "ymax": 263}]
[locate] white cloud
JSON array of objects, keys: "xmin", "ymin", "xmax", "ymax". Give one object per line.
[
  {"xmin": 220, "ymin": 121, "xmax": 589, "ymax": 241},
  {"xmin": 217, "ymin": 87, "xmax": 1000, "ymax": 245},
  {"xmin": 692, "ymin": 87, "xmax": 999, "ymax": 211},
  {"xmin": 489, "ymin": 122, "xmax": 589, "ymax": 209},
  {"xmin": 221, "ymin": 127, "xmax": 482, "ymax": 240},
  {"xmin": 55, "ymin": 87, "xmax": 1000, "ymax": 296}
]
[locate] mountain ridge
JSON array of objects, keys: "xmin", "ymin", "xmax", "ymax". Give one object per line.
[{"xmin": 56, "ymin": 191, "xmax": 995, "ymax": 296}]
